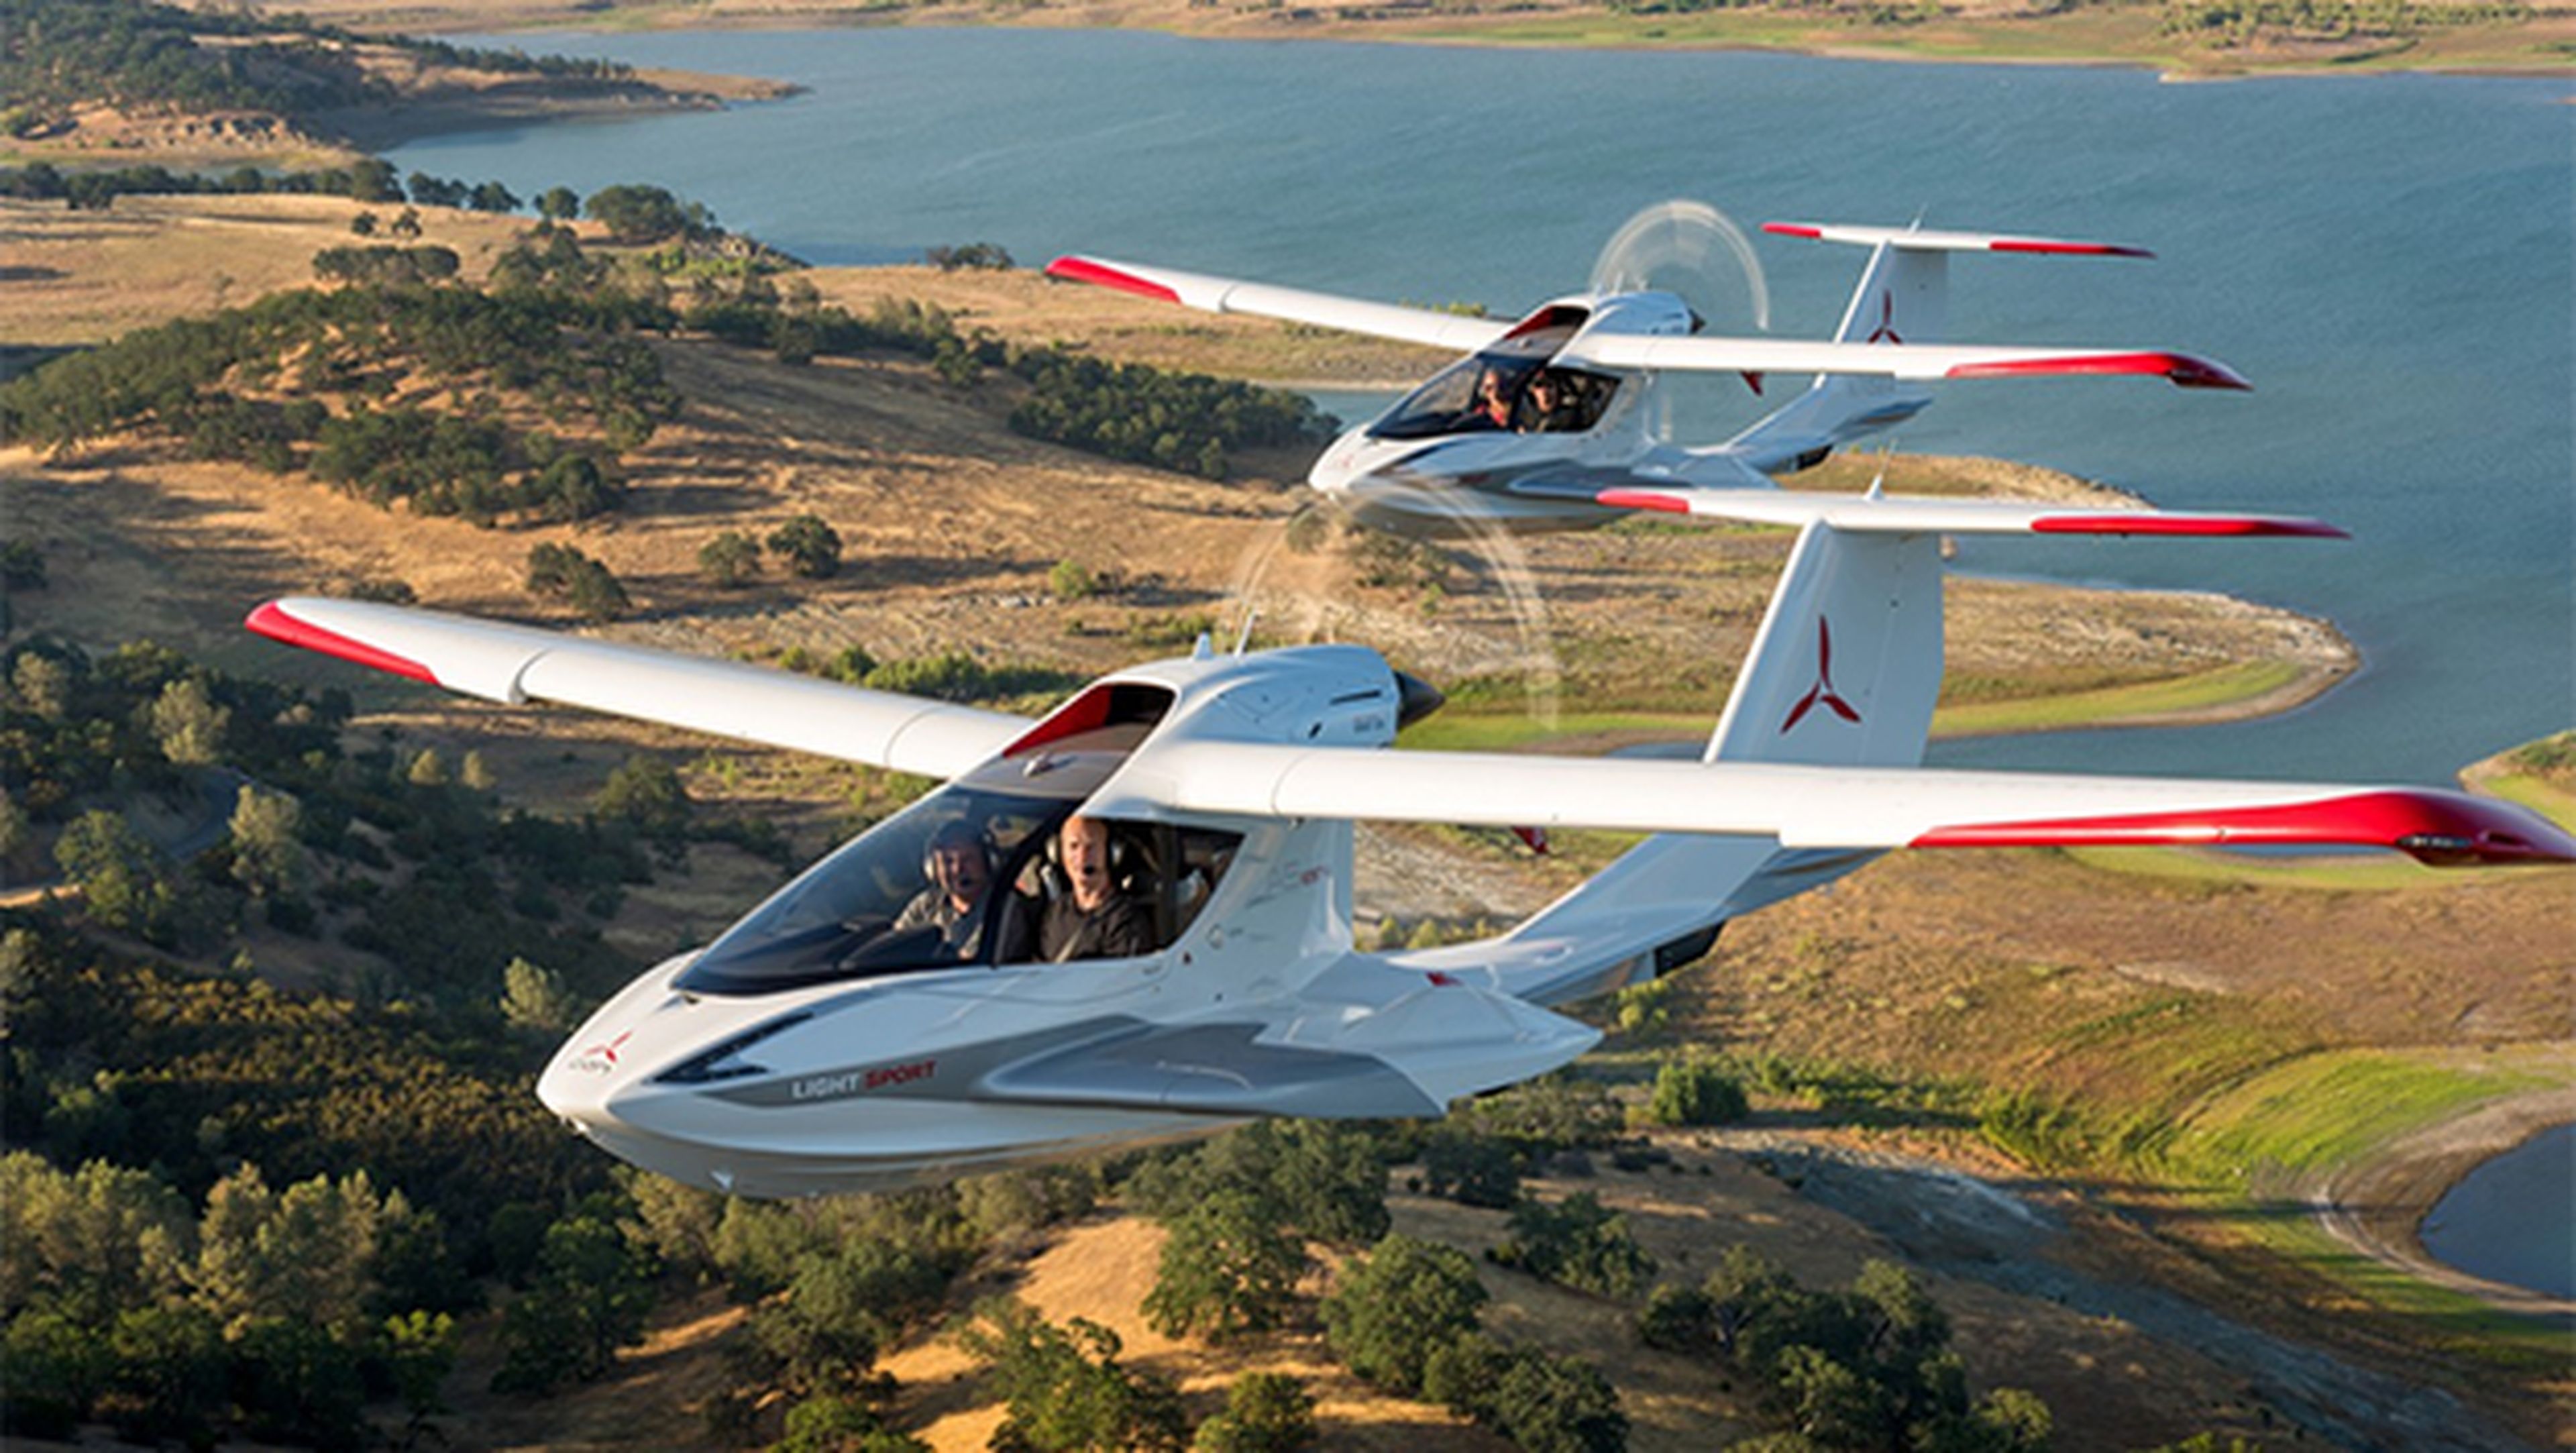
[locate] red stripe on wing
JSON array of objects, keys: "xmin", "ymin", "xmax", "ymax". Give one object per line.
[
  {"xmin": 1947, "ymin": 351, "xmax": 2252, "ymax": 391},
  {"xmin": 1910, "ymin": 790, "xmax": 2576, "ymax": 867},
  {"xmin": 245, "ymin": 601, "xmax": 437, "ymax": 685}
]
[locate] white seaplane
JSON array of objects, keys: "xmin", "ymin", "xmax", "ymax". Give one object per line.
[
  {"xmin": 247, "ymin": 490, "xmax": 2573, "ymax": 1199},
  {"xmin": 1048, "ymin": 221, "xmax": 2252, "ymax": 537}
]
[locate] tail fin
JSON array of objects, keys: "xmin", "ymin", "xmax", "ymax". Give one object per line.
[
  {"xmin": 1729, "ymin": 221, "xmax": 2155, "ymax": 474},
  {"xmin": 1478, "ymin": 518, "xmax": 1939, "ymax": 1000},
  {"xmin": 1708, "ymin": 521, "xmax": 1943, "ymax": 767}
]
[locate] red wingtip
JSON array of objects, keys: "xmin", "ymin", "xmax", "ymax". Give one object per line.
[
  {"xmin": 245, "ymin": 600, "xmax": 437, "ymax": 684},
  {"xmin": 2030, "ymin": 515, "xmax": 2349, "ymax": 539},
  {"xmin": 1043, "ymin": 256, "xmax": 1181, "ymax": 305},
  {"xmin": 1947, "ymin": 351, "xmax": 2252, "ymax": 392},
  {"xmin": 1762, "ymin": 222, "xmax": 1825, "ymax": 241},
  {"xmin": 1911, "ymin": 790, "xmax": 2576, "ymax": 867}
]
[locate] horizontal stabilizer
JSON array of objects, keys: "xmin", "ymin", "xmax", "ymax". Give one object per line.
[
  {"xmin": 1045, "ymin": 254, "xmax": 1511, "ymax": 354},
  {"xmin": 1765, "ymin": 221, "xmax": 2153, "ymax": 258},
  {"xmin": 1091, "ymin": 741, "xmax": 2576, "ymax": 867},
  {"xmin": 1515, "ymin": 485, "xmax": 2347, "ymax": 539},
  {"xmin": 1561, "ymin": 333, "xmax": 2250, "ymax": 390},
  {"xmin": 247, "ymin": 598, "xmax": 1026, "ymax": 779}
]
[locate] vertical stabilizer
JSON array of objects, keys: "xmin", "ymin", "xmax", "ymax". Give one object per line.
[
  {"xmin": 1832, "ymin": 240, "xmax": 1950, "ymax": 345},
  {"xmin": 1708, "ymin": 521, "xmax": 1943, "ymax": 767},
  {"xmin": 1479, "ymin": 519, "xmax": 1939, "ymax": 996},
  {"xmin": 1725, "ymin": 240, "xmax": 1945, "ymax": 470}
]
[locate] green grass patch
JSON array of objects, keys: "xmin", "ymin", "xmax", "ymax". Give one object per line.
[
  {"xmin": 2155, "ymin": 1048, "xmax": 2576, "ymax": 1363},
  {"xmin": 1931, "ymin": 659, "xmax": 2303, "ymax": 737},
  {"xmin": 2479, "ymin": 771, "xmax": 2576, "ymax": 831},
  {"xmin": 2065, "ymin": 844, "xmax": 2453, "ymax": 892},
  {"xmin": 1397, "ymin": 710, "xmax": 1703, "ymax": 754},
  {"xmin": 2169, "ymin": 1049, "xmax": 2565, "ymax": 1188}
]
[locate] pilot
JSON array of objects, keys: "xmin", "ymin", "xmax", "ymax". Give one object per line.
[
  {"xmin": 1037, "ymin": 813, "xmax": 1153, "ymax": 963},
  {"xmin": 1467, "ymin": 366, "xmax": 1517, "ymax": 431},
  {"xmin": 1519, "ymin": 370, "xmax": 1577, "ymax": 433},
  {"xmin": 895, "ymin": 818, "xmax": 1026, "ymax": 961}
]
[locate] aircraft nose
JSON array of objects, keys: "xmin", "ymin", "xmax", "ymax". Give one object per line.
[{"xmin": 536, "ymin": 1033, "xmax": 628, "ymax": 1129}]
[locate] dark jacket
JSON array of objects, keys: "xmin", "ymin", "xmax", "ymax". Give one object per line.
[{"xmin": 1038, "ymin": 891, "xmax": 1153, "ymax": 963}]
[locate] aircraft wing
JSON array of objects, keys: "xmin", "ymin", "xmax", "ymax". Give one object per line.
[
  {"xmin": 1091, "ymin": 742, "xmax": 2576, "ymax": 867},
  {"xmin": 1507, "ymin": 484, "xmax": 2348, "ymax": 539},
  {"xmin": 248, "ymin": 597, "xmax": 1028, "ymax": 780},
  {"xmin": 1560, "ymin": 333, "xmax": 2251, "ymax": 390},
  {"xmin": 1045, "ymin": 255, "xmax": 1513, "ymax": 354}
]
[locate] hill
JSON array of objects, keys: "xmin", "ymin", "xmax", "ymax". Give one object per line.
[{"xmin": 0, "ymin": 0, "xmax": 790, "ymax": 172}]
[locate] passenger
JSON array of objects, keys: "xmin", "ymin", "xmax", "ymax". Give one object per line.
[
  {"xmin": 1519, "ymin": 370, "xmax": 1577, "ymax": 433},
  {"xmin": 1037, "ymin": 813, "xmax": 1154, "ymax": 963},
  {"xmin": 1466, "ymin": 366, "xmax": 1517, "ymax": 431},
  {"xmin": 894, "ymin": 819, "xmax": 1026, "ymax": 961}
]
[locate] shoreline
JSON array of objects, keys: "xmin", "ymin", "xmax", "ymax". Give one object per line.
[
  {"xmin": 2314, "ymin": 1087, "xmax": 2576, "ymax": 1324},
  {"xmin": 274, "ymin": 5, "xmax": 2574, "ymax": 85}
]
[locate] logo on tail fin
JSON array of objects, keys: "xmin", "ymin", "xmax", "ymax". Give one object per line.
[
  {"xmin": 1866, "ymin": 292, "xmax": 1902, "ymax": 345},
  {"xmin": 1782, "ymin": 618, "xmax": 1862, "ymax": 733}
]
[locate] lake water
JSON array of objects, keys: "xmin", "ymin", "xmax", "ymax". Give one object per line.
[
  {"xmin": 390, "ymin": 31, "xmax": 2573, "ymax": 784},
  {"xmin": 2418, "ymin": 1123, "xmax": 2575, "ymax": 1300}
]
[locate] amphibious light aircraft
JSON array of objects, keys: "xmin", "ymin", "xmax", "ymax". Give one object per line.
[
  {"xmin": 247, "ymin": 495, "xmax": 2574, "ymax": 1198},
  {"xmin": 1046, "ymin": 220, "xmax": 2251, "ymax": 537}
]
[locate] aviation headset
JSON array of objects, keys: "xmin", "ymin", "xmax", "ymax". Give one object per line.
[{"xmin": 922, "ymin": 818, "xmax": 997, "ymax": 890}]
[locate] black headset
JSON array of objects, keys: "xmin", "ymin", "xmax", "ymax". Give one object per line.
[{"xmin": 922, "ymin": 818, "xmax": 996, "ymax": 889}]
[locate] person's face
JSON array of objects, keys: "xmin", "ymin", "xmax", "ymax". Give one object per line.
[
  {"xmin": 1060, "ymin": 816, "xmax": 1112, "ymax": 910},
  {"xmin": 932, "ymin": 839, "xmax": 987, "ymax": 904},
  {"xmin": 1530, "ymin": 377, "xmax": 1558, "ymax": 407},
  {"xmin": 1479, "ymin": 371, "xmax": 1508, "ymax": 406}
]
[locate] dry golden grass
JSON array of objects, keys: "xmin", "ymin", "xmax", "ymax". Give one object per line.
[{"xmin": 0, "ymin": 194, "xmax": 539, "ymax": 346}]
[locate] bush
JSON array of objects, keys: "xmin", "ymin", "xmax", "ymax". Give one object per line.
[
  {"xmin": 1645, "ymin": 1058, "xmax": 1749, "ymax": 1128},
  {"xmin": 767, "ymin": 514, "xmax": 843, "ymax": 580},
  {"xmin": 1195, "ymin": 1372, "xmax": 1314, "ymax": 1453},
  {"xmin": 1048, "ymin": 559, "xmax": 1101, "ymax": 600},
  {"xmin": 1319, "ymin": 1234, "xmax": 1486, "ymax": 1395},
  {"xmin": 525, "ymin": 543, "xmax": 631, "ymax": 622},
  {"xmin": 956, "ymin": 1300, "xmax": 1189, "ymax": 1453},
  {"xmin": 1141, "ymin": 1187, "xmax": 1307, "ymax": 1342},
  {"xmin": 1424, "ymin": 1333, "xmax": 1627, "ymax": 1453},
  {"xmin": 698, "ymin": 530, "xmax": 763, "ymax": 587},
  {"xmin": 1492, "ymin": 1192, "xmax": 1656, "ymax": 1301},
  {"xmin": 1124, "ymin": 1120, "xmax": 1390, "ymax": 1248},
  {"xmin": 490, "ymin": 1209, "xmax": 659, "ymax": 1395},
  {"xmin": 1418, "ymin": 1130, "xmax": 1520, "ymax": 1209},
  {"xmin": 1636, "ymin": 1282, "xmax": 1717, "ymax": 1353},
  {"xmin": 926, "ymin": 242, "xmax": 1014, "ymax": 271},
  {"xmin": 584, "ymin": 182, "xmax": 708, "ymax": 246}
]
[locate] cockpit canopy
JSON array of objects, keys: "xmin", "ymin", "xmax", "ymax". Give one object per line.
[
  {"xmin": 674, "ymin": 725, "xmax": 1242, "ymax": 997},
  {"xmin": 1368, "ymin": 305, "xmax": 1620, "ymax": 443}
]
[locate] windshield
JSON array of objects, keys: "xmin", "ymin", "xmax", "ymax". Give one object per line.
[
  {"xmin": 676, "ymin": 779, "xmax": 1071, "ymax": 995},
  {"xmin": 1370, "ymin": 357, "xmax": 1620, "ymax": 441},
  {"xmin": 673, "ymin": 733, "xmax": 1247, "ymax": 995}
]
